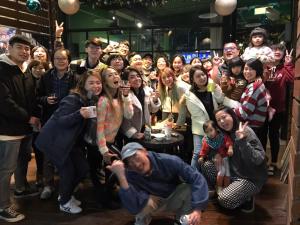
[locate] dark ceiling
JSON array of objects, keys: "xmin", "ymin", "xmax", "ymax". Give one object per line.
[{"xmin": 77, "ymin": 0, "xmax": 292, "ymax": 29}]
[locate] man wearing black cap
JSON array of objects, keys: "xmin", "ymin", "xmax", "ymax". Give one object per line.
[
  {"xmin": 0, "ymin": 35, "xmax": 40, "ymax": 222},
  {"xmin": 107, "ymin": 142, "xmax": 208, "ymax": 225}
]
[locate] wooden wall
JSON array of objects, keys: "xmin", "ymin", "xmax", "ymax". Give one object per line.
[{"xmin": 288, "ymin": 0, "xmax": 300, "ymax": 224}]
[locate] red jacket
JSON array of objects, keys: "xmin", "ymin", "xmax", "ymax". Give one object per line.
[
  {"xmin": 199, "ymin": 134, "xmax": 233, "ymax": 158},
  {"xmin": 265, "ymin": 63, "xmax": 294, "ymax": 113}
]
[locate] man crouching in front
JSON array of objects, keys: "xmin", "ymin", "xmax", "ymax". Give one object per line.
[{"xmin": 107, "ymin": 142, "xmax": 208, "ymax": 225}]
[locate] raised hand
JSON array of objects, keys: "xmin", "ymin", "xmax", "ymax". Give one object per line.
[
  {"xmin": 212, "ymin": 51, "xmax": 223, "ymax": 66},
  {"xmin": 235, "ymin": 121, "xmax": 249, "ymax": 140},
  {"xmin": 285, "ymin": 49, "xmax": 293, "ymax": 64},
  {"xmin": 55, "ymin": 20, "xmax": 64, "ymax": 38}
]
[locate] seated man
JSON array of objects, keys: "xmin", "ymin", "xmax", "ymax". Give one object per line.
[{"xmin": 107, "ymin": 142, "xmax": 208, "ymax": 225}]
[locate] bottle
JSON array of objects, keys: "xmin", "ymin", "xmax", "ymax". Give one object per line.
[
  {"xmin": 144, "ymin": 125, "xmax": 152, "ymax": 141},
  {"xmin": 179, "ymin": 215, "xmax": 190, "ymax": 225},
  {"xmin": 164, "ymin": 115, "xmax": 173, "ymax": 140}
]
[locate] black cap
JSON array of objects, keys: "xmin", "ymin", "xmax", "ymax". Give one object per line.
[{"xmin": 9, "ymin": 35, "xmax": 32, "ymax": 47}]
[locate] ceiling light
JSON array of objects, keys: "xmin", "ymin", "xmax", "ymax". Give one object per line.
[
  {"xmin": 112, "ymin": 16, "xmax": 116, "ymax": 20},
  {"xmin": 198, "ymin": 13, "xmax": 218, "ymax": 19},
  {"xmin": 254, "ymin": 7, "xmax": 269, "ymax": 15},
  {"xmin": 136, "ymin": 22, "xmax": 143, "ymax": 28}
]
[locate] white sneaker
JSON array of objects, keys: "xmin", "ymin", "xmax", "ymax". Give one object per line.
[
  {"xmin": 71, "ymin": 196, "xmax": 81, "ymax": 206},
  {"xmin": 59, "ymin": 199, "xmax": 82, "ymax": 214},
  {"xmin": 58, "ymin": 195, "xmax": 81, "ymax": 206},
  {"xmin": 40, "ymin": 186, "xmax": 53, "ymax": 200}
]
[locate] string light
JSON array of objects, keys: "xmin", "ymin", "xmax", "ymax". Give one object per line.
[{"xmin": 82, "ymin": 0, "xmax": 169, "ymax": 8}]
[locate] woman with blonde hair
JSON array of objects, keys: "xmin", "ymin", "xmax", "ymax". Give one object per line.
[{"xmin": 157, "ymin": 67, "xmax": 187, "ymax": 124}]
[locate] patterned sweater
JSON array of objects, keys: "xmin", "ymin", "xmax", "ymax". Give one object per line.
[
  {"xmin": 97, "ymin": 95, "xmax": 133, "ymax": 154},
  {"xmin": 234, "ymin": 80, "xmax": 267, "ymax": 128}
]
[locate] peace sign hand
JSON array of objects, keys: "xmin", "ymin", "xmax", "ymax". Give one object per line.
[
  {"xmin": 55, "ymin": 20, "xmax": 64, "ymax": 38},
  {"xmin": 212, "ymin": 51, "xmax": 223, "ymax": 66},
  {"xmin": 235, "ymin": 121, "xmax": 249, "ymax": 140},
  {"xmin": 285, "ymin": 49, "xmax": 293, "ymax": 64}
]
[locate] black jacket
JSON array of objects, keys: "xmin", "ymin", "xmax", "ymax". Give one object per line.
[
  {"xmin": 0, "ymin": 55, "xmax": 38, "ymax": 136},
  {"xmin": 37, "ymin": 68, "xmax": 77, "ymax": 124}
]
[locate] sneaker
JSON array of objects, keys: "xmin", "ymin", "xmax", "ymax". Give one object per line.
[
  {"xmin": 268, "ymin": 165, "xmax": 275, "ymax": 176},
  {"xmin": 40, "ymin": 186, "xmax": 53, "ymax": 200},
  {"xmin": 240, "ymin": 197, "xmax": 255, "ymax": 213},
  {"xmin": 71, "ymin": 196, "xmax": 81, "ymax": 206},
  {"xmin": 58, "ymin": 195, "xmax": 81, "ymax": 206},
  {"xmin": 14, "ymin": 187, "xmax": 40, "ymax": 199},
  {"xmin": 0, "ymin": 206, "xmax": 25, "ymax": 222},
  {"xmin": 59, "ymin": 199, "xmax": 82, "ymax": 214}
]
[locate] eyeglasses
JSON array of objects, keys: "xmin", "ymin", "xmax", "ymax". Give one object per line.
[
  {"xmin": 54, "ymin": 57, "xmax": 68, "ymax": 61},
  {"xmin": 224, "ymin": 47, "xmax": 237, "ymax": 52}
]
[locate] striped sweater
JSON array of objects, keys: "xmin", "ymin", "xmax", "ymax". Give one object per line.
[
  {"xmin": 97, "ymin": 95, "xmax": 133, "ymax": 154},
  {"xmin": 234, "ymin": 80, "xmax": 267, "ymax": 128}
]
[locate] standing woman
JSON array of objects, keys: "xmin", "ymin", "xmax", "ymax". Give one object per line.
[
  {"xmin": 97, "ymin": 67, "xmax": 133, "ymax": 163},
  {"xmin": 178, "ymin": 65, "xmax": 224, "ymax": 168},
  {"xmin": 261, "ymin": 44, "xmax": 294, "ymax": 174},
  {"xmin": 210, "ymin": 106, "xmax": 267, "ymax": 213},
  {"xmin": 171, "ymin": 54, "xmax": 186, "ymax": 77},
  {"xmin": 121, "ymin": 67, "xmax": 161, "ymax": 140},
  {"xmin": 157, "ymin": 67, "xmax": 187, "ymax": 123},
  {"xmin": 31, "ymin": 46, "xmax": 52, "ymax": 67},
  {"xmin": 233, "ymin": 58, "xmax": 268, "ymax": 145},
  {"xmin": 35, "ymin": 70, "xmax": 103, "ymax": 214},
  {"xmin": 149, "ymin": 55, "xmax": 170, "ymax": 90}
]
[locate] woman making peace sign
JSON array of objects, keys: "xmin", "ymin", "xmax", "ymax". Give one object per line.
[{"xmin": 200, "ymin": 106, "xmax": 267, "ymax": 213}]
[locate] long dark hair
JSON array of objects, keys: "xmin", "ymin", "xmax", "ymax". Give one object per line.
[
  {"xmin": 214, "ymin": 106, "xmax": 240, "ymax": 133},
  {"xmin": 189, "ymin": 65, "xmax": 208, "ymax": 94},
  {"xmin": 122, "ymin": 66, "xmax": 145, "ymax": 109}
]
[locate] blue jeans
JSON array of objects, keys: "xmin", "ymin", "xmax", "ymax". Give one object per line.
[
  {"xmin": 0, "ymin": 139, "xmax": 21, "ymax": 209},
  {"xmin": 191, "ymin": 135, "xmax": 204, "ymax": 169}
]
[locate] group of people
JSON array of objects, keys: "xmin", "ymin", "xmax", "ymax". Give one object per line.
[{"xmin": 0, "ymin": 23, "xmax": 294, "ymax": 225}]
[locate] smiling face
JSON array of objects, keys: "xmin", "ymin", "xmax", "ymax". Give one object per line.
[
  {"xmin": 192, "ymin": 70, "xmax": 207, "ymax": 88},
  {"xmin": 53, "ymin": 49, "xmax": 69, "ymax": 72},
  {"xmin": 103, "ymin": 68, "xmax": 120, "ymax": 89},
  {"xmin": 110, "ymin": 56, "xmax": 124, "ymax": 72},
  {"xmin": 85, "ymin": 44, "xmax": 102, "ymax": 60},
  {"xmin": 8, "ymin": 43, "xmax": 30, "ymax": 65},
  {"xmin": 130, "ymin": 54, "xmax": 143, "ymax": 71},
  {"xmin": 172, "ymin": 56, "xmax": 184, "ymax": 73},
  {"xmin": 126, "ymin": 150, "xmax": 151, "ymax": 175},
  {"xmin": 273, "ymin": 48, "xmax": 284, "ymax": 62},
  {"xmin": 128, "ymin": 70, "xmax": 142, "ymax": 89},
  {"xmin": 85, "ymin": 75, "xmax": 102, "ymax": 96},
  {"xmin": 205, "ymin": 124, "xmax": 218, "ymax": 139},
  {"xmin": 215, "ymin": 110, "xmax": 234, "ymax": 132},
  {"xmin": 251, "ymin": 34, "xmax": 264, "ymax": 47},
  {"xmin": 157, "ymin": 57, "xmax": 167, "ymax": 71},
  {"xmin": 161, "ymin": 72, "xmax": 175, "ymax": 88},
  {"xmin": 243, "ymin": 64, "xmax": 257, "ymax": 82},
  {"xmin": 31, "ymin": 64, "xmax": 46, "ymax": 78},
  {"xmin": 33, "ymin": 47, "xmax": 47, "ymax": 62},
  {"xmin": 223, "ymin": 43, "xmax": 240, "ymax": 61}
]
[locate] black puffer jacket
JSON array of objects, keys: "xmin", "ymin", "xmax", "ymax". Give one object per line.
[{"xmin": 0, "ymin": 55, "xmax": 38, "ymax": 136}]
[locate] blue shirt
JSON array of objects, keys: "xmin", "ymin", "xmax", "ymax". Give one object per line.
[{"xmin": 119, "ymin": 151, "xmax": 208, "ymax": 214}]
